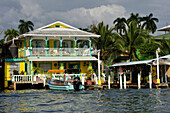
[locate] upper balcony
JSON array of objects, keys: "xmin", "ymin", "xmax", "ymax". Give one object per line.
[{"xmin": 26, "ymin": 47, "xmax": 91, "ymax": 57}]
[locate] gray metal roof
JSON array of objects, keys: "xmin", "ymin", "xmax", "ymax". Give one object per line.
[
  {"xmin": 111, "ymin": 60, "xmax": 153, "ymax": 67},
  {"xmin": 24, "ymin": 28, "xmax": 99, "ymax": 37},
  {"xmin": 111, "ymin": 54, "xmax": 170, "ymax": 67}
]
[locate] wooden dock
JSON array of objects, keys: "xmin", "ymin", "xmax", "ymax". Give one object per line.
[
  {"xmin": 12, "ymin": 81, "xmax": 44, "ymax": 90},
  {"xmin": 85, "ymin": 85, "xmax": 108, "ymax": 90},
  {"xmin": 155, "ymin": 83, "xmax": 169, "ymax": 89}
]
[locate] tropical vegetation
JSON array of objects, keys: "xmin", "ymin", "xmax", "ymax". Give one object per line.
[
  {"xmin": 90, "ymin": 13, "xmax": 160, "ymax": 64},
  {"xmin": 4, "ymin": 27, "xmax": 19, "ymax": 41},
  {"xmin": 18, "ymin": 19, "xmax": 34, "ymax": 34}
]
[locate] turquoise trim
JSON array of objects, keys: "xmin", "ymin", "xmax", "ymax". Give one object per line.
[
  {"xmin": 75, "ymin": 37, "xmax": 77, "ymax": 56},
  {"xmin": 45, "ymin": 37, "xmax": 48, "ymax": 47},
  {"xmin": 47, "ymin": 40, "xmax": 49, "ymax": 48},
  {"xmin": 29, "ymin": 37, "xmax": 31, "ymax": 47},
  {"xmin": 54, "ymin": 40, "xmax": 56, "ymax": 48},
  {"xmin": 60, "ymin": 37, "xmax": 62, "ymax": 56},
  {"xmin": 30, "ymin": 61, "xmax": 31, "ymax": 75},
  {"xmin": 71, "ymin": 40, "xmax": 73, "ymax": 48},
  {"xmin": 74, "ymin": 37, "xmax": 77, "ymax": 47},
  {"xmin": 59, "ymin": 62, "xmax": 61, "ymax": 70},
  {"xmin": 60, "ymin": 37, "xmax": 62, "ymax": 47},
  {"xmin": 5, "ymin": 58, "xmax": 25, "ymax": 62},
  {"xmin": 89, "ymin": 37, "xmax": 91, "ymax": 56},
  {"xmin": 29, "ymin": 37, "xmax": 32, "ymax": 56}
]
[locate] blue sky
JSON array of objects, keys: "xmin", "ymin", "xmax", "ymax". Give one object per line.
[{"xmin": 0, "ymin": 0, "xmax": 170, "ymax": 39}]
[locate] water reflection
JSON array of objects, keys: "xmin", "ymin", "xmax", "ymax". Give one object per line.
[{"xmin": 0, "ymin": 89, "xmax": 170, "ymax": 112}]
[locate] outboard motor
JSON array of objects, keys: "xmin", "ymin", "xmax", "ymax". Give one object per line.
[{"xmin": 73, "ymin": 76, "xmax": 81, "ymax": 91}]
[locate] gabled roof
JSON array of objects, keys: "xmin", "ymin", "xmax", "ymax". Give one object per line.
[
  {"xmin": 38, "ymin": 21, "xmax": 79, "ymax": 30},
  {"xmin": 21, "ymin": 21, "xmax": 100, "ymax": 38}
]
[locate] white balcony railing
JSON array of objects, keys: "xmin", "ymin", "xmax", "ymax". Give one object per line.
[
  {"xmin": 12, "ymin": 75, "xmax": 32, "ymax": 82},
  {"xmin": 77, "ymin": 48, "xmax": 90, "ymax": 56},
  {"xmin": 26, "ymin": 48, "xmax": 91, "ymax": 57}
]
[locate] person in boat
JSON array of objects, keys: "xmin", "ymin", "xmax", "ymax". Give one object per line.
[{"xmin": 73, "ymin": 75, "xmax": 82, "ymax": 91}]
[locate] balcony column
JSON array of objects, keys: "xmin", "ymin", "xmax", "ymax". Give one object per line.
[
  {"xmin": 89, "ymin": 37, "xmax": 91, "ymax": 56},
  {"xmin": 25, "ymin": 37, "xmax": 27, "ymax": 57},
  {"xmin": 60, "ymin": 37, "xmax": 62, "ymax": 56},
  {"xmin": 75, "ymin": 37, "xmax": 77, "ymax": 56},
  {"xmin": 45, "ymin": 37, "xmax": 48, "ymax": 56},
  {"xmin": 29, "ymin": 37, "xmax": 32, "ymax": 56}
]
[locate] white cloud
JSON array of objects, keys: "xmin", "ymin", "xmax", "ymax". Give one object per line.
[
  {"xmin": 46, "ymin": 4, "xmax": 126, "ymax": 28},
  {"xmin": 19, "ymin": 0, "xmax": 43, "ymax": 19}
]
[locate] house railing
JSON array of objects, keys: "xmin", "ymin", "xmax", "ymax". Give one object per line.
[
  {"xmin": 26, "ymin": 48, "xmax": 91, "ymax": 57},
  {"xmin": 12, "ymin": 75, "xmax": 33, "ymax": 82}
]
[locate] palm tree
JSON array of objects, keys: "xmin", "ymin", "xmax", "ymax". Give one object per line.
[
  {"xmin": 117, "ymin": 21, "xmax": 147, "ymax": 61},
  {"xmin": 127, "ymin": 13, "xmax": 142, "ymax": 26},
  {"xmin": 4, "ymin": 27, "xmax": 19, "ymax": 41},
  {"xmin": 90, "ymin": 22, "xmax": 115, "ymax": 71},
  {"xmin": 141, "ymin": 13, "xmax": 159, "ymax": 34},
  {"xmin": 113, "ymin": 17, "xmax": 127, "ymax": 35},
  {"xmin": 18, "ymin": 19, "xmax": 34, "ymax": 34}
]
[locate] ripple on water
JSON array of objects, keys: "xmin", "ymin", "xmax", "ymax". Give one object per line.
[{"xmin": 0, "ymin": 89, "xmax": 170, "ymax": 112}]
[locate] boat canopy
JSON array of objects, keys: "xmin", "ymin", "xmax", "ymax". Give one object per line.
[{"xmin": 48, "ymin": 69, "xmax": 65, "ymax": 73}]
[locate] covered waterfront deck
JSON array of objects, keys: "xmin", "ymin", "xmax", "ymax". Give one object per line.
[{"xmin": 110, "ymin": 55, "xmax": 170, "ymax": 89}]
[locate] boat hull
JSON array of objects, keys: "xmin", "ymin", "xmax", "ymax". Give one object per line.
[{"xmin": 47, "ymin": 83, "xmax": 84, "ymax": 91}]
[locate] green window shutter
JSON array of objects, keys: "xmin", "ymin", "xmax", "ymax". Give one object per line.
[
  {"xmin": 71, "ymin": 41, "xmax": 73, "ymax": 48},
  {"xmin": 54, "ymin": 40, "xmax": 56, "ymax": 48},
  {"xmin": 47, "ymin": 40, "xmax": 49, "ymax": 48}
]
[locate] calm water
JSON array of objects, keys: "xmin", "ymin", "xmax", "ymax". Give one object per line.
[{"xmin": 0, "ymin": 89, "xmax": 170, "ymax": 113}]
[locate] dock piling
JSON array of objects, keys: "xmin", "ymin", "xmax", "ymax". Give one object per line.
[
  {"xmin": 149, "ymin": 73, "xmax": 152, "ymax": 89},
  {"xmin": 124, "ymin": 74, "xmax": 126, "ymax": 89},
  {"xmin": 108, "ymin": 75, "xmax": 110, "ymax": 89},
  {"xmin": 120, "ymin": 74, "xmax": 122, "ymax": 89},
  {"xmin": 138, "ymin": 73, "xmax": 141, "ymax": 89},
  {"xmin": 82, "ymin": 74, "xmax": 85, "ymax": 85}
]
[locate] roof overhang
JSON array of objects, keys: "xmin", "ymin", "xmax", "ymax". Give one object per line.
[
  {"xmin": 157, "ymin": 25, "xmax": 170, "ymax": 31},
  {"xmin": 28, "ymin": 56, "xmax": 98, "ymax": 61},
  {"xmin": 22, "ymin": 34, "xmax": 100, "ymax": 38},
  {"xmin": 111, "ymin": 60, "xmax": 153, "ymax": 67}
]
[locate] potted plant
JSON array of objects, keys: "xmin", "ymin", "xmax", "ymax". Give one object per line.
[
  {"xmin": 20, "ymin": 70, "xmax": 24, "ymax": 75},
  {"xmin": 13, "ymin": 70, "xmax": 19, "ymax": 75},
  {"xmin": 145, "ymin": 67, "xmax": 157, "ymax": 83},
  {"xmin": 86, "ymin": 69, "xmax": 93, "ymax": 85},
  {"xmin": 32, "ymin": 67, "xmax": 44, "ymax": 74}
]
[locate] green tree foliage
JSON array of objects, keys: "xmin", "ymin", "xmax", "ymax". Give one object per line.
[
  {"xmin": 139, "ymin": 41, "xmax": 159, "ymax": 60},
  {"xmin": 160, "ymin": 37, "xmax": 170, "ymax": 55},
  {"xmin": 113, "ymin": 17, "xmax": 127, "ymax": 35},
  {"xmin": 141, "ymin": 13, "xmax": 159, "ymax": 34},
  {"xmin": 4, "ymin": 27, "xmax": 19, "ymax": 41},
  {"xmin": 113, "ymin": 13, "xmax": 159, "ymax": 61},
  {"xmin": 18, "ymin": 19, "xmax": 34, "ymax": 34},
  {"xmin": 116, "ymin": 21, "xmax": 148, "ymax": 61},
  {"xmin": 90, "ymin": 22, "xmax": 119, "ymax": 68}
]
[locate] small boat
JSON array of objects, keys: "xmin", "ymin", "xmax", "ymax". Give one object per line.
[
  {"xmin": 47, "ymin": 79, "xmax": 84, "ymax": 91},
  {"xmin": 47, "ymin": 69, "xmax": 84, "ymax": 91}
]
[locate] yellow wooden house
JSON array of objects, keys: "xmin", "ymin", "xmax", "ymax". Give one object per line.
[{"xmin": 4, "ymin": 21, "xmax": 100, "ymax": 88}]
